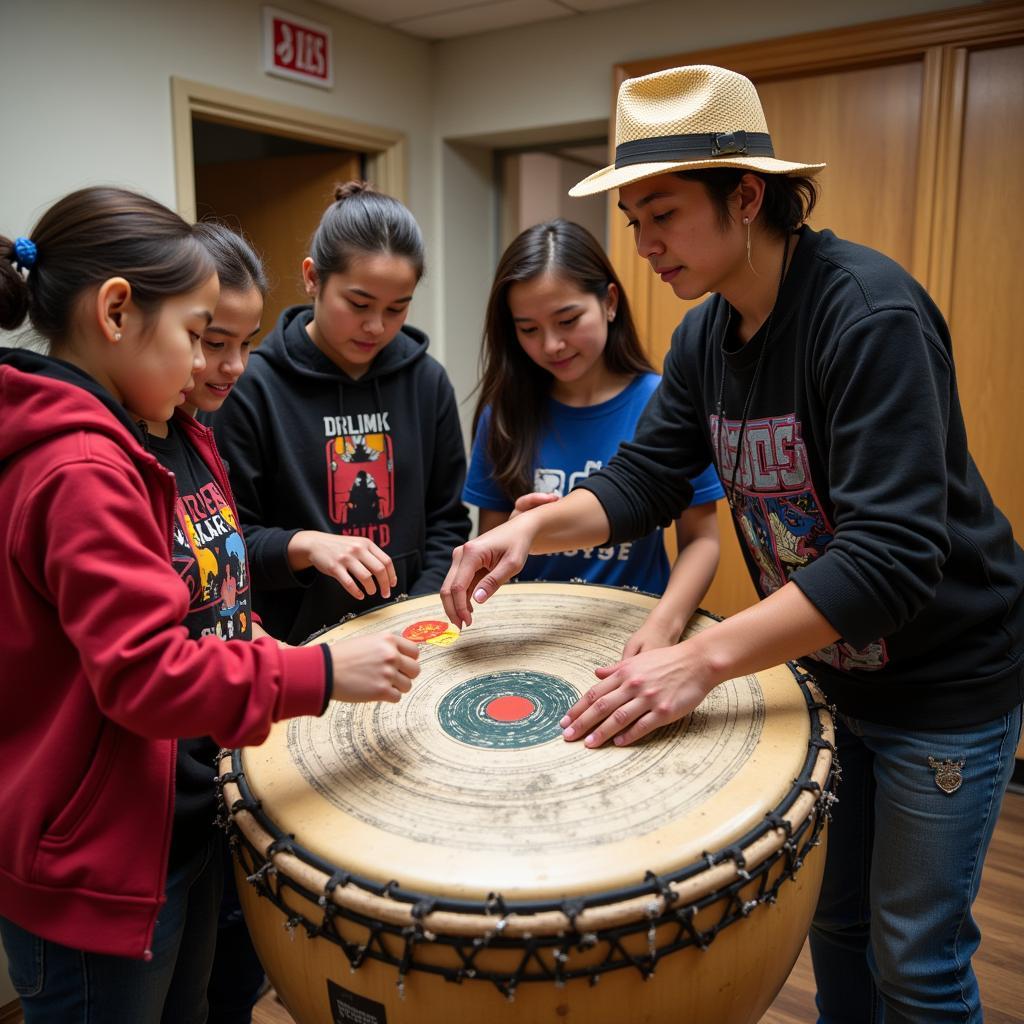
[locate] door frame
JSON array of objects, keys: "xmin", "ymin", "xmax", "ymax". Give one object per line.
[{"xmin": 171, "ymin": 76, "xmax": 406, "ymax": 222}]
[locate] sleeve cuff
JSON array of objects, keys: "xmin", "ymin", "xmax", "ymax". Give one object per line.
[
  {"xmin": 276, "ymin": 642, "xmax": 334, "ymax": 720},
  {"xmin": 319, "ymin": 644, "xmax": 332, "ymax": 715}
]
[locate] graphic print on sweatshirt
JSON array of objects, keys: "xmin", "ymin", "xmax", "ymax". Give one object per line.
[
  {"xmin": 712, "ymin": 411, "xmax": 887, "ymax": 672},
  {"xmin": 172, "ymin": 480, "xmax": 250, "ymax": 640},
  {"xmin": 533, "ymin": 459, "xmax": 634, "ymax": 563},
  {"xmin": 324, "ymin": 412, "xmax": 394, "ymax": 548}
]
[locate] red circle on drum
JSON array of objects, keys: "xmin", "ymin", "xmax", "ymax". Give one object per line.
[
  {"xmin": 485, "ymin": 696, "xmax": 536, "ymax": 722},
  {"xmin": 403, "ymin": 620, "xmax": 450, "ymax": 642}
]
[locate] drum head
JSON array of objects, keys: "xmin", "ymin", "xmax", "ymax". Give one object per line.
[{"xmin": 242, "ymin": 583, "xmax": 811, "ymax": 902}]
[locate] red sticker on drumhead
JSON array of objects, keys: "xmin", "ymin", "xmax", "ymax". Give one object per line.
[{"xmin": 402, "ymin": 620, "xmax": 451, "ymax": 642}]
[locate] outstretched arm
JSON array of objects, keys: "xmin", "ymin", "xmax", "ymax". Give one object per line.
[{"xmin": 441, "ymin": 488, "xmax": 611, "ymax": 627}]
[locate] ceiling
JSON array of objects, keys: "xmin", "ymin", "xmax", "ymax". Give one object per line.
[{"xmin": 316, "ymin": 0, "xmax": 653, "ymax": 41}]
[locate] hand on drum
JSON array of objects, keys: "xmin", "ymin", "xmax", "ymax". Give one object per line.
[
  {"xmin": 441, "ymin": 517, "xmax": 536, "ymax": 628},
  {"xmin": 289, "ymin": 530, "xmax": 396, "ymax": 601},
  {"xmin": 560, "ymin": 640, "xmax": 716, "ymax": 748},
  {"xmin": 621, "ymin": 617, "xmax": 683, "ymax": 658},
  {"xmin": 326, "ymin": 633, "xmax": 420, "ymax": 704}
]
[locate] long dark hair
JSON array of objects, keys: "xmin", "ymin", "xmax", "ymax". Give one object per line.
[
  {"xmin": 193, "ymin": 221, "xmax": 268, "ymax": 297},
  {"xmin": 474, "ymin": 219, "xmax": 653, "ymax": 501},
  {"xmin": 310, "ymin": 180, "xmax": 424, "ymax": 281},
  {"xmin": 0, "ymin": 187, "xmax": 214, "ymax": 342}
]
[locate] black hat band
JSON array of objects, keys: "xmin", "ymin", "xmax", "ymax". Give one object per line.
[{"xmin": 615, "ymin": 130, "xmax": 774, "ymax": 168}]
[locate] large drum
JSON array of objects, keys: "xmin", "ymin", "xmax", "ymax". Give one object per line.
[{"xmin": 219, "ymin": 583, "xmax": 835, "ymax": 1024}]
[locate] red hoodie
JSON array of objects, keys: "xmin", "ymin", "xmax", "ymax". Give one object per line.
[{"xmin": 0, "ymin": 352, "xmax": 329, "ymax": 959}]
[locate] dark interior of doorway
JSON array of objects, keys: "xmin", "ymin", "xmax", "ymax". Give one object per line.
[{"xmin": 192, "ymin": 119, "xmax": 363, "ymax": 328}]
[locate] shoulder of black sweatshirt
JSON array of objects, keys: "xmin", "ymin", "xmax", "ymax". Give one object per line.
[
  {"xmin": 208, "ymin": 305, "xmax": 470, "ymax": 643},
  {"xmin": 578, "ymin": 227, "xmax": 1024, "ymax": 729}
]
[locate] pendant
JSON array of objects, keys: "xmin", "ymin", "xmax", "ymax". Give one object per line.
[{"xmin": 927, "ymin": 756, "xmax": 965, "ymax": 794}]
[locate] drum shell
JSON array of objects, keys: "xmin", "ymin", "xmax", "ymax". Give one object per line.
[{"xmin": 222, "ymin": 739, "xmax": 829, "ymax": 1024}]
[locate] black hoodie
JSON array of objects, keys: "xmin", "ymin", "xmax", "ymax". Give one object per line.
[
  {"xmin": 578, "ymin": 227, "xmax": 1024, "ymax": 730},
  {"xmin": 209, "ymin": 305, "xmax": 470, "ymax": 644}
]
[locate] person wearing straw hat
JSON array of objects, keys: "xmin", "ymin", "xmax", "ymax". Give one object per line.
[{"xmin": 442, "ymin": 65, "xmax": 1023, "ymax": 1023}]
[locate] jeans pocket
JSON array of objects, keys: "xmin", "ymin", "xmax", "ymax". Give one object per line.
[{"xmin": 0, "ymin": 918, "xmax": 46, "ymax": 997}]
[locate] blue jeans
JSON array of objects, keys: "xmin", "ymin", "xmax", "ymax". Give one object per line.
[
  {"xmin": 810, "ymin": 704, "xmax": 1022, "ymax": 1024},
  {"xmin": 0, "ymin": 833, "xmax": 222, "ymax": 1024}
]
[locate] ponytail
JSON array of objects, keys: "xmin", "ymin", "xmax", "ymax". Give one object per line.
[{"xmin": 1, "ymin": 187, "xmax": 214, "ymax": 348}]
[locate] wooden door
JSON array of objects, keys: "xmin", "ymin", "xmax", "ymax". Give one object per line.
[
  {"xmin": 196, "ymin": 149, "xmax": 361, "ymax": 329},
  {"xmin": 940, "ymin": 41, "xmax": 1023, "ymax": 571},
  {"xmin": 609, "ymin": 3, "xmax": 1024, "ymax": 623}
]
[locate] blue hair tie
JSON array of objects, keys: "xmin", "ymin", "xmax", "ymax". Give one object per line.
[{"xmin": 12, "ymin": 236, "xmax": 37, "ymax": 271}]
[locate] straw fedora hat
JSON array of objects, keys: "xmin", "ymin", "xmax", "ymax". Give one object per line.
[{"xmin": 569, "ymin": 64, "xmax": 825, "ymax": 197}]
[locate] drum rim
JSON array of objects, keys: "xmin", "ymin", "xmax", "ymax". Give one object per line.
[{"xmin": 220, "ymin": 596, "xmax": 834, "ymax": 920}]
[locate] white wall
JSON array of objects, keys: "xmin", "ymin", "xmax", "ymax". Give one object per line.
[{"xmin": 0, "ymin": 0, "xmax": 439, "ymax": 347}]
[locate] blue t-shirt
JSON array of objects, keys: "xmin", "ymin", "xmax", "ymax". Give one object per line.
[{"xmin": 463, "ymin": 373, "xmax": 723, "ymax": 594}]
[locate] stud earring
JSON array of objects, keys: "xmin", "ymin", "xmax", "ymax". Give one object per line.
[{"xmin": 114, "ymin": 331, "xmax": 123, "ymax": 342}]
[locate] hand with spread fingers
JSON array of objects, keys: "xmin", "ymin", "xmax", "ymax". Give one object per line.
[
  {"xmin": 326, "ymin": 633, "xmax": 420, "ymax": 704},
  {"xmin": 560, "ymin": 639, "xmax": 717, "ymax": 748},
  {"xmin": 289, "ymin": 530, "xmax": 397, "ymax": 601}
]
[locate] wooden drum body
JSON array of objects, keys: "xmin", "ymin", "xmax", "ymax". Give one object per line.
[{"xmin": 219, "ymin": 583, "xmax": 835, "ymax": 1024}]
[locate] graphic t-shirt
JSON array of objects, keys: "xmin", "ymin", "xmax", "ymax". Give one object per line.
[
  {"xmin": 463, "ymin": 373, "xmax": 723, "ymax": 594},
  {"xmin": 209, "ymin": 310, "xmax": 470, "ymax": 644},
  {"xmin": 147, "ymin": 421, "xmax": 253, "ymax": 864}
]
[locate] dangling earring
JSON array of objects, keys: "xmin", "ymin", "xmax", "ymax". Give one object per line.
[{"xmin": 744, "ymin": 217, "xmax": 759, "ymax": 276}]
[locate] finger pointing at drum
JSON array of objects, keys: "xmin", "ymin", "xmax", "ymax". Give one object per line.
[{"xmin": 441, "ymin": 527, "xmax": 533, "ymax": 627}]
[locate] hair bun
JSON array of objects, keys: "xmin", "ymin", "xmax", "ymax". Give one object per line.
[
  {"xmin": 334, "ymin": 180, "xmax": 375, "ymax": 203},
  {"xmin": 0, "ymin": 235, "xmax": 31, "ymax": 332}
]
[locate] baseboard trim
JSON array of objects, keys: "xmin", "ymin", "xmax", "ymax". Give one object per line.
[{"xmin": 0, "ymin": 999, "xmax": 23, "ymax": 1024}]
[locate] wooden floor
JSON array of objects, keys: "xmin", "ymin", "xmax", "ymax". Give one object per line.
[{"xmin": 254, "ymin": 790, "xmax": 1024, "ymax": 1024}]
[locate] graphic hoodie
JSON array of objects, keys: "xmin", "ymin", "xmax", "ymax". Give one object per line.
[
  {"xmin": 0, "ymin": 349, "xmax": 329, "ymax": 959},
  {"xmin": 578, "ymin": 227, "xmax": 1024, "ymax": 730},
  {"xmin": 210, "ymin": 306, "xmax": 471, "ymax": 643}
]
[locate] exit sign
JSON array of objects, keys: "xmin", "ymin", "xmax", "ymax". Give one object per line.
[{"xmin": 263, "ymin": 7, "xmax": 333, "ymax": 89}]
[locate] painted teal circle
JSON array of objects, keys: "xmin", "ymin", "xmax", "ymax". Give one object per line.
[{"xmin": 437, "ymin": 671, "xmax": 577, "ymax": 750}]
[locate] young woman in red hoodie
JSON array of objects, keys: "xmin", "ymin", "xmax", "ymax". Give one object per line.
[{"xmin": 0, "ymin": 187, "xmax": 420, "ymax": 1024}]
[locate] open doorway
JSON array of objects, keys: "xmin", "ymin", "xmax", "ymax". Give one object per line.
[
  {"xmin": 171, "ymin": 77, "xmax": 407, "ymax": 329},
  {"xmin": 192, "ymin": 119, "xmax": 361, "ymax": 326},
  {"xmin": 498, "ymin": 141, "xmax": 608, "ymax": 253}
]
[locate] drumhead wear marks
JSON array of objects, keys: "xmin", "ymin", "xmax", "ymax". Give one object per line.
[
  {"xmin": 437, "ymin": 671, "xmax": 576, "ymax": 749},
  {"xmin": 266, "ymin": 586, "xmax": 775, "ymax": 892}
]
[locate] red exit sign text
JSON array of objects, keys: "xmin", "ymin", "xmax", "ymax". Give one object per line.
[{"xmin": 263, "ymin": 7, "xmax": 333, "ymax": 89}]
